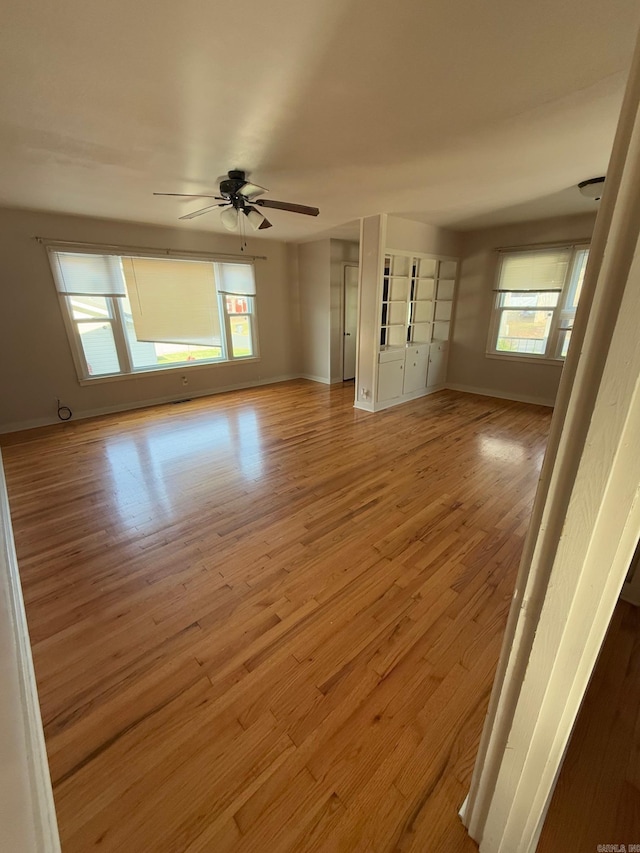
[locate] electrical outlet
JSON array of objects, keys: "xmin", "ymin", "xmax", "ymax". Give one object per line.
[{"xmin": 181, "ymin": 376, "xmax": 188, "ymax": 386}]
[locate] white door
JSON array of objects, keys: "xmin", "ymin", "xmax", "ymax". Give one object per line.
[{"xmin": 343, "ymin": 265, "xmax": 359, "ymax": 380}]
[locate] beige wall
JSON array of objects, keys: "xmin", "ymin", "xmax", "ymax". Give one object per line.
[
  {"xmin": 0, "ymin": 207, "xmax": 296, "ymax": 432},
  {"xmin": 296, "ymin": 239, "xmax": 332, "ymax": 382},
  {"xmin": 294, "ymin": 238, "xmax": 359, "ymax": 384},
  {"xmin": 448, "ymin": 212, "xmax": 597, "ymax": 406},
  {"xmin": 386, "ymin": 215, "xmax": 462, "ymax": 257}
]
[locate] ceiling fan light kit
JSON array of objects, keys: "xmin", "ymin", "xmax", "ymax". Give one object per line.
[
  {"xmin": 154, "ymin": 170, "xmax": 319, "ymax": 236},
  {"xmin": 244, "ymin": 207, "xmax": 272, "ymax": 231},
  {"xmin": 578, "ymin": 176, "xmax": 606, "ymax": 200},
  {"xmin": 220, "ymin": 206, "xmax": 239, "ymax": 231}
]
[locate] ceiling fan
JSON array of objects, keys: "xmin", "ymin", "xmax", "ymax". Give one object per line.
[{"xmin": 154, "ymin": 170, "xmax": 320, "ymax": 232}]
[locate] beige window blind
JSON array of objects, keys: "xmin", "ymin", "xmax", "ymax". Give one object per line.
[
  {"xmin": 121, "ymin": 257, "xmax": 222, "ymax": 347},
  {"xmin": 51, "ymin": 252, "xmax": 126, "ymax": 295},
  {"xmin": 497, "ymin": 247, "xmax": 572, "ymax": 292},
  {"xmin": 216, "ymin": 263, "xmax": 256, "ymax": 295}
]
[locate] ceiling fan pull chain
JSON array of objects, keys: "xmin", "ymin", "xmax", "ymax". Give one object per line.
[{"xmin": 239, "ymin": 208, "xmax": 246, "ymax": 252}]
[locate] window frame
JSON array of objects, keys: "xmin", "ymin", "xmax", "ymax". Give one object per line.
[
  {"xmin": 49, "ymin": 247, "xmax": 260, "ymax": 383},
  {"xmin": 486, "ymin": 243, "xmax": 589, "ymax": 364}
]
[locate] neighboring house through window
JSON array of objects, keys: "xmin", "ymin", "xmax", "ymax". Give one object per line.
[
  {"xmin": 47, "ymin": 248, "xmax": 258, "ymax": 381},
  {"xmin": 488, "ymin": 243, "xmax": 589, "ymax": 361}
]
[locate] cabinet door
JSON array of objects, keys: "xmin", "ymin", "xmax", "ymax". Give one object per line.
[
  {"xmin": 403, "ymin": 350, "xmax": 429, "ymax": 394},
  {"xmin": 427, "ymin": 343, "xmax": 448, "ymax": 387},
  {"xmin": 377, "ymin": 360, "xmax": 404, "ymax": 401}
]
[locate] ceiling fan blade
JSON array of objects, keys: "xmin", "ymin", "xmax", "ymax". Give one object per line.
[
  {"xmin": 255, "ymin": 198, "xmax": 319, "ymax": 216},
  {"xmin": 154, "ymin": 192, "xmax": 224, "ymax": 200},
  {"xmin": 239, "ymin": 182, "xmax": 267, "ymax": 199},
  {"xmin": 179, "ymin": 203, "xmax": 227, "ymax": 221}
]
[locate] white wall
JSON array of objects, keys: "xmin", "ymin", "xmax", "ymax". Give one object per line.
[
  {"xmin": 448, "ymin": 212, "xmax": 597, "ymax": 406},
  {"xmin": 0, "ymin": 207, "xmax": 297, "ymax": 432}
]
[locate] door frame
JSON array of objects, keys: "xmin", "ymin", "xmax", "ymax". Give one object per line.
[
  {"xmin": 341, "ymin": 262, "xmax": 359, "ymax": 382},
  {"xmin": 463, "ymin": 31, "xmax": 640, "ymax": 852}
]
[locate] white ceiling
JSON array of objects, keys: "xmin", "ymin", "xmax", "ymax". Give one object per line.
[{"xmin": 0, "ymin": 0, "xmax": 638, "ymax": 241}]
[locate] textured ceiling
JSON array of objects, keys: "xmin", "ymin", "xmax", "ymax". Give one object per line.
[{"xmin": 0, "ymin": 0, "xmax": 638, "ymax": 240}]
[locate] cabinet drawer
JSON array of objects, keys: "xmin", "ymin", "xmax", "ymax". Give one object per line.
[
  {"xmin": 378, "ymin": 348, "xmax": 405, "ymax": 364},
  {"xmin": 405, "ymin": 345, "xmax": 428, "ymax": 359}
]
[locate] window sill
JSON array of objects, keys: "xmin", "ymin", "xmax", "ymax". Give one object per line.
[
  {"xmin": 77, "ymin": 356, "xmax": 261, "ymax": 386},
  {"xmin": 485, "ymin": 352, "xmax": 564, "ymax": 366}
]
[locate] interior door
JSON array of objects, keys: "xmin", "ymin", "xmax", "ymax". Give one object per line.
[{"xmin": 343, "ymin": 265, "xmax": 359, "ymax": 380}]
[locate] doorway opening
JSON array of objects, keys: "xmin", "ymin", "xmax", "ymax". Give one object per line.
[{"xmin": 343, "ymin": 264, "xmax": 358, "ymax": 381}]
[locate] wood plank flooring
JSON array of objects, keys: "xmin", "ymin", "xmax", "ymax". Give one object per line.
[
  {"xmin": 1, "ymin": 381, "xmax": 551, "ymax": 852},
  {"xmin": 538, "ymin": 600, "xmax": 640, "ymax": 852}
]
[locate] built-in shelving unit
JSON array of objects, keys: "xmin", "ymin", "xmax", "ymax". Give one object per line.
[
  {"xmin": 375, "ymin": 251, "xmax": 458, "ymax": 409},
  {"xmin": 380, "ymin": 254, "xmax": 411, "ymax": 349}
]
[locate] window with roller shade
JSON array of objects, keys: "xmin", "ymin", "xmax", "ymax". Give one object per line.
[
  {"xmin": 49, "ymin": 249, "xmax": 258, "ymax": 380},
  {"xmin": 488, "ymin": 244, "xmax": 589, "ymax": 360}
]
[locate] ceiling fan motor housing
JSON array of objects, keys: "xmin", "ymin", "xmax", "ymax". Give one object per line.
[{"xmin": 220, "ymin": 170, "xmax": 248, "ymax": 199}]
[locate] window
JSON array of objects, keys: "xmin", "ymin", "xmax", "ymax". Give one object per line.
[
  {"xmin": 48, "ymin": 249, "xmax": 258, "ymax": 380},
  {"xmin": 488, "ymin": 244, "xmax": 589, "ymax": 361}
]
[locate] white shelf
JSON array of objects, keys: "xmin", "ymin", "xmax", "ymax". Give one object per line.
[{"xmin": 376, "ymin": 251, "xmax": 457, "ymax": 406}]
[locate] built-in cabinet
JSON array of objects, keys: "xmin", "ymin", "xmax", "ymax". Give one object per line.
[{"xmin": 374, "ymin": 252, "xmax": 458, "ymax": 407}]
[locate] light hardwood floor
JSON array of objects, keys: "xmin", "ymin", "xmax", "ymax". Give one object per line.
[
  {"xmin": 2, "ymin": 381, "xmax": 551, "ymax": 852},
  {"xmin": 538, "ymin": 599, "xmax": 640, "ymax": 852}
]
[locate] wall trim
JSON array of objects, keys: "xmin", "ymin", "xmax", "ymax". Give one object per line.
[
  {"xmin": 371, "ymin": 385, "xmax": 445, "ymax": 411},
  {"xmin": 0, "ymin": 451, "xmax": 61, "ymax": 851},
  {"xmin": 353, "ymin": 385, "xmax": 446, "ymax": 413},
  {"xmin": 0, "ymin": 374, "xmax": 300, "ymax": 436},
  {"xmin": 297, "ymin": 373, "xmax": 332, "ymax": 385},
  {"xmin": 446, "ymin": 383, "xmax": 555, "ymax": 409}
]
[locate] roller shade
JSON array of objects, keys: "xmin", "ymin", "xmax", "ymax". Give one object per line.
[
  {"xmin": 497, "ymin": 248, "xmax": 571, "ymax": 292},
  {"xmin": 51, "ymin": 252, "xmax": 126, "ymax": 295},
  {"xmin": 121, "ymin": 257, "xmax": 222, "ymax": 347},
  {"xmin": 216, "ymin": 263, "xmax": 256, "ymax": 295}
]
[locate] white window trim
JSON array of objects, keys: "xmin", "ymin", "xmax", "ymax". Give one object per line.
[
  {"xmin": 486, "ymin": 242, "xmax": 589, "ymax": 364},
  {"xmin": 75, "ymin": 356, "xmax": 261, "ymax": 386},
  {"xmin": 48, "ymin": 247, "xmax": 260, "ymax": 382}
]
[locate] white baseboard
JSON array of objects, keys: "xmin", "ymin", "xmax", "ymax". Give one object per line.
[
  {"xmin": 446, "ymin": 383, "xmax": 555, "ymax": 408},
  {"xmin": 298, "ymin": 373, "xmax": 332, "ymax": 385},
  {"xmin": 0, "ymin": 374, "xmax": 300, "ymax": 436},
  {"xmin": 0, "ymin": 452, "xmax": 61, "ymax": 851},
  {"xmin": 354, "ymin": 385, "xmax": 446, "ymax": 413},
  {"xmin": 2, "ymin": 377, "xmax": 555, "ymax": 436},
  {"xmin": 459, "ymin": 795, "xmax": 469, "ymax": 823}
]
